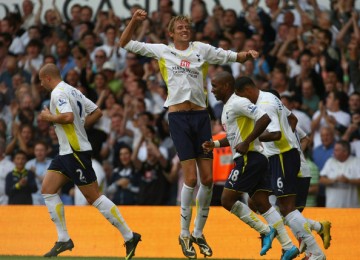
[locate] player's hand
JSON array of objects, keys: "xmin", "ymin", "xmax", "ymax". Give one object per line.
[
  {"xmin": 202, "ymin": 140, "xmax": 214, "ymax": 153},
  {"xmin": 38, "ymin": 106, "xmax": 52, "ymax": 122},
  {"xmin": 246, "ymin": 50, "xmax": 259, "ymax": 60},
  {"xmin": 235, "ymin": 141, "xmax": 249, "ymax": 155},
  {"xmin": 133, "ymin": 9, "xmax": 147, "ymax": 22}
]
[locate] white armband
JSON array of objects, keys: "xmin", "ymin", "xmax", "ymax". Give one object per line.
[{"xmin": 214, "ymin": 140, "xmax": 220, "ymax": 148}]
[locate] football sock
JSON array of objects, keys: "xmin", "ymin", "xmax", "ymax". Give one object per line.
[
  {"xmin": 285, "ymin": 210, "xmax": 323, "ymax": 255},
  {"xmin": 93, "ymin": 195, "xmax": 133, "ymax": 241},
  {"xmin": 306, "ymin": 218, "xmax": 322, "ymax": 232},
  {"xmin": 231, "ymin": 201, "xmax": 270, "ymax": 234},
  {"xmin": 180, "ymin": 184, "xmax": 194, "ymax": 237},
  {"xmin": 193, "ymin": 183, "xmax": 213, "ymax": 238},
  {"xmin": 43, "ymin": 193, "xmax": 70, "ymax": 242},
  {"xmin": 262, "ymin": 206, "xmax": 293, "ymax": 250}
]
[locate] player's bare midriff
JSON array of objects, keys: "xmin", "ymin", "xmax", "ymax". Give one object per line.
[{"xmin": 168, "ymin": 101, "xmax": 206, "ymax": 112}]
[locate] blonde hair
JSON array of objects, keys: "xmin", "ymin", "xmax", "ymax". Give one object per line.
[{"xmin": 167, "ymin": 15, "xmax": 192, "ymax": 34}]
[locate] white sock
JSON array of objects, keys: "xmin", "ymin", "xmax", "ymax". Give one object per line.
[
  {"xmin": 193, "ymin": 183, "xmax": 212, "ymax": 238},
  {"xmin": 262, "ymin": 206, "xmax": 293, "ymax": 250},
  {"xmin": 306, "ymin": 218, "xmax": 322, "ymax": 232},
  {"xmin": 93, "ymin": 195, "xmax": 133, "ymax": 241},
  {"xmin": 180, "ymin": 184, "xmax": 194, "ymax": 237},
  {"xmin": 285, "ymin": 210, "xmax": 323, "ymax": 255},
  {"xmin": 231, "ymin": 201, "xmax": 270, "ymax": 234},
  {"xmin": 43, "ymin": 193, "xmax": 70, "ymax": 242}
]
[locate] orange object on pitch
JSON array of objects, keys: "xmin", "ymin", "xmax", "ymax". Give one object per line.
[{"xmin": 212, "ymin": 131, "xmax": 234, "ymax": 183}]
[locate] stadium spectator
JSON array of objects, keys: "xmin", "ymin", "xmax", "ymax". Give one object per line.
[
  {"xmin": 25, "ymin": 140, "xmax": 51, "ymax": 205},
  {"xmin": 55, "ymin": 39, "xmax": 76, "ymax": 78},
  {"xmin": 132, "ymin": 134, "xmax": 171, "ymax": 205},
  {"xmin": 107, "ymin": 145, "xmax": 139, "ymax": 205},
  {"xmin": 311, "ymin": 90, "xmax": 351, "ymax": 149},
  {"xmin": 5, "ymin": 123, "xmax": 35, "ymax": 159},
  {"xmin": 5, "ymin": 150, "xmax": 37, "ymax": 205},
  {"xmin": 313, "ymin": 126, "xmax": 336, "ymax": 207},
  {"xmin": 320, "ymin": 140, "xmax": 360, "ymax": 208},
  {"xmin": 0, "ymin": 138, "xmax": 14, "ymax": 205}
]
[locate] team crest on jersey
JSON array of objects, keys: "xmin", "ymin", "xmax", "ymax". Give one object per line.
[
  {"xmin": 180, "ymin": 60, "xmax": 190, "ymax": 68},
  {"xmin": 247, "ymin": 104, "xmax": 257, "ymax": 113},
  {"xmin": 58, "ymin": 98, "xmax": 67, "ymax": 106}
]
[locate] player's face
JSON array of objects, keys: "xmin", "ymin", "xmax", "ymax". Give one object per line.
[
  {"xmin": 39, "ymin": 73, "xmax": 51, "ymax": 91},
  {"xmin": 171, "ymin": 20, "xmax": 191, "ymax": 43},
  {"xmin": 211, "ymin": 79, "xmax": 225, "ymax": 101}
]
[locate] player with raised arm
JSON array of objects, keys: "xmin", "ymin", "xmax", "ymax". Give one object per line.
[
  {"xmin": 38, "ymin": 64, "xmax": 141, "ymax": 259},
  {"xmin": 119, "ymin": 9, "xmax": 258, "ymax": 259}
]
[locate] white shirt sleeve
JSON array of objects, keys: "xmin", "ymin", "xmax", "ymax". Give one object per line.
[
  {"xmin": 124, "ymin": 40, "xmax": 164, "ymax": 59},
  {"xmin": 283, "ymin": 106, "xmax": 292, "ymax": 117},
  {"xmin": 263, "ymin": 101, "xmax": 281, "ymax": 133},
  {"xmin": 84, "ymin": 97, "xmax": 98, "ymax": 115},
  {"xmin": 320, "ymin": 159, "xmax": 333, "ymax": 177},
  {"xmin": 296, "ymin": 126, "xmax": 307, "ymax": 140},
  {"xmin": 53, "ymin": 91, "xmax": 72, "ymax": 114},
  {"xmin": 232, "ymin": 97, "xmax": 266, "ymax": 121},
  {"xmin": 197, "ymin": 42, "xmax": 238, "ymax": 64}
]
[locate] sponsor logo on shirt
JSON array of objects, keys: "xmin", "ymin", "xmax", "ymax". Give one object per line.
[{"xmin": 180, "ymin": 60, "xmax": 190, "ymax": 68}]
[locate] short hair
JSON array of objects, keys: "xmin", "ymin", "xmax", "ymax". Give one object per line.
[
  {"xmin": 336, "ymin": 140, "xmax": 350, "ymax": 154},
  {"xmin": 34, "ymin": 140, "xmax": 49, "ymax": 149},
  {"xmin": 267, "ymin": 89, "xmax": 281, "ymax": 99},
  {"xmin": 168, "ymin": 15, "xmax": 192, "ymax": 34},
  {"xmin": 234, "ymin": 76, "xmax": 256, "ymax": 92},
  {"xmin": 13, "ymin": 150, "xmax": 28, "ymax": 160}
]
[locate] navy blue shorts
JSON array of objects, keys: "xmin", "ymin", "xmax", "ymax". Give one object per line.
[
  {"xmin": 224, "ymin": 152, "xmax": 272, "ymax": 198},
  {"xmin": 168, "ymin": 110, "xmax": 213, "ymax": 161},
  {"xmin": 268, "ymin": 148, "xmax": 301, "ymax": 197},
  {"xmin": 48, "ymin": 151, "xmax": 97, "ymax": 186}
]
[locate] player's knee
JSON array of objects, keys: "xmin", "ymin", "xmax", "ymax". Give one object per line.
[
  {"xmin": 184, "ymin": 176, "xmax": 197, "ymax": 187},
  {"xmin": 200, "ymin": 175, "xmax": 213, "ymax": 187},
  {"xmin": 221, "ymin": 194, "xmax": 234, "ymax": 211},
  {"xmin": 41, "ymin": 186, "xmax": 53, "ymax": 194},
  {"xmin": 279, "ymin": 203, "xmax": 295, "ymax": 217}
]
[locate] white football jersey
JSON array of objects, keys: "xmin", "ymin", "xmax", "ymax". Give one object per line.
[
  {"xmin": 124, "ymin": 40, "xmax": 237, "ymax": 108},
  {"xmin": 50, "ymin": 81, "xmax": 98, "ymax": 155},
  {"xmin": 256, "ymin": 91, "xmax": 298, "ymax": 157},
  {"xmin": 221, "ymin": 94, "xmax": 266, "ymax": 159},
  {"xmin": 295, "ymin": 126, "xmax": 311, "ymax": 178}
]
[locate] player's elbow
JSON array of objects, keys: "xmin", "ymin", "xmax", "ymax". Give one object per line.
[{"xmin": 272, "ymin": 131, "xmax": 282, "ymax": 141}]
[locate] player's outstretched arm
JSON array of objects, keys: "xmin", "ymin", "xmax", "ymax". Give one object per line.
[
  {"xmin": 119, "ymin": 9, "xmax": 148, "ymax": 48},
  {"xmin": 236, "ymin": 50, "xmax": 259, "ymax": 63}
]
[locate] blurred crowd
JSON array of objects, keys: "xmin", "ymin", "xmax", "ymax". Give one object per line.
[{"xmin": 0, "ymin": 0, "xmax": 359, "ymax": 207}]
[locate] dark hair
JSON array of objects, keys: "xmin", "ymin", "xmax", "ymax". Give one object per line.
[
  {"xmin": 336, "ymin": 140, "xmax": 350, "ymax": 154},
  {"xmin": 267, "ymin": 89, "xmax": 281, "ymax": 99},
  {"xmin": 234, "ymin": 76, "xmax": 256, "ymax": 92},
  {"xmin": 13, "ymin": 150, "xmax": 28, "ymax": 160}
]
